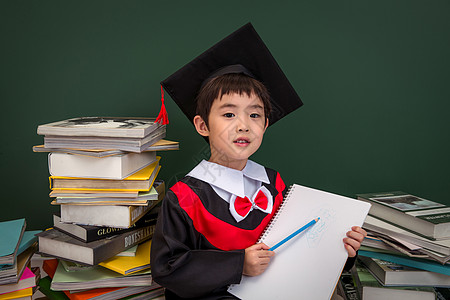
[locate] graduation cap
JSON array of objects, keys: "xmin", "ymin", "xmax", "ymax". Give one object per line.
[{"xmin": 160, "ymin": 22, "xmax": 303, "ymax": 127}]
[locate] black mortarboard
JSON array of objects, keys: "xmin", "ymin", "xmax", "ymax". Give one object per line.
[{"xmin": 160, "ymin": 22, "xmax": 303, "ymax": 127}]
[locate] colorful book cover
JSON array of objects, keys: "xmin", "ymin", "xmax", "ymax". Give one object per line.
[
  {"xmin": 99, "ymin": 240, "xmax": 151, "ymax": 275},
  {"xmin": 0, "ymin": 219, "xmax": 26, "ymax": 265}
]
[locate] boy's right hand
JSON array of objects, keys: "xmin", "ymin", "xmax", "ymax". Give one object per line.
[{"xmin": 243, "ymin": 243, "xmax": 275, "ymax": 276}]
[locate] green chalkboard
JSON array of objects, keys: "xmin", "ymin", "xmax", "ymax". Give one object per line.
[{"xmin": 1, "ymin": 0, "xmax": 449, "ymax": 230}]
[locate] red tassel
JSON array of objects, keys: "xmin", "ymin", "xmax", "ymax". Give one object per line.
[{"xmin": 155, "ymin": 85, "xmax": 169, "ymax": 125}]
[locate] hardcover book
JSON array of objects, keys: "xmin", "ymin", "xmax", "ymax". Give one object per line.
[
  {"xmin": 48, "ymin": 151, "xmax": 157, "ymax": 179},
  {"xmin": 49, "ymin": 156, "xmax": 161, "ymax": 191},
  {"xmin": 352, "ymin": 260, "xmax": 436, "ymax": 300},
  {"xmin": 37, "ymin": 117, "xmax": 161, "ymax": 138},
  {"xmin": 53, "ymin": 199, "xmax": 160, "ymax": 242},
  {"xmin": 49, "ymin": 157, "xmax": 160, "ymax": 191},
  {"xmin": 59, "ymin": 198, "xmax": 159, "ymax": 228},
  {"xmin": 36, "ymin": 225, "xmax": 155, "ymax": 265},
  {"xmin": 358, "ymin": 256, "xmax": 450, "ymax": 287},
  {"xmin": 357, "ymin": 191, "xmax": 450, "ymax": 240}
]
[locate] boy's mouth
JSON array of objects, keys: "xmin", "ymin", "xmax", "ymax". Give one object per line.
[{"xmin": 233, "ymin": 138, "xmax": 250, "ymax": 145}]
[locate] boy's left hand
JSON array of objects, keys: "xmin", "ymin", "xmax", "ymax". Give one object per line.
[{"xmin": 343, "ymin": 226, "xmax": 367, "ymax": 257}]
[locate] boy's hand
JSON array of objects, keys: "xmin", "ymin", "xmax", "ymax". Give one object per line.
[
  {"xmin": 343, "ymin": 226, "xmax": 367, "ymax": 257},
  {"xmin": 243, "ymin": 243, "xmax": 275, "ymax": 276}
]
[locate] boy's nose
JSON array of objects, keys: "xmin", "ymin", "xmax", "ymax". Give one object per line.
[{"xmin": 236, "ymin": 118, "xmax": 249, "ymax": 132}]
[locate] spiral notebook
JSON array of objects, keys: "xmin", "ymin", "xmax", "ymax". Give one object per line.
[{"xmin": 228, "ymin": 184, "xmax": 371, "ymax": 300}]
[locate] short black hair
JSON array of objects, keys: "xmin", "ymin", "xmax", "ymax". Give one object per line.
[{"xmin": 195, "ymin": 73, "xmax": 271, "ymax": 127}]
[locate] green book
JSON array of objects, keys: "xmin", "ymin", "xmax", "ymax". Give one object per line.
[
  {"xmin": 353, "ymin": 260, "xmax": 436, "ymax": 300},
  {"xmin": 50, "ymin": 260, "xmax": 152, "ymax": 291},
  {"xmin": 38, "ymin": 276, "xmax": 69, "ymax": 300}
]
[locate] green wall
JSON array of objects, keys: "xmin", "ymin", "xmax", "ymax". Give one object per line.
[{"xmin": 1, "ymin": 0, "xmax": 449, "ymax": 230}]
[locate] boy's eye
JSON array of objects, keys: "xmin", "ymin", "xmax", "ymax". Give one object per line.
[
  {"xmin": 250, "ymin": 113, "xmax": 260, "ymax": 118},
  {"xmin": 223, "ymin": 113, "xmax": 235, "ymax": 118}
]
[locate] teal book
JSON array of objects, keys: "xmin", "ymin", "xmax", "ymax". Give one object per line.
[
  {"xmin": 17, "ymin": 230, "xmax": 41, "ymax": 255},
  {"xmin": 359, "ymin": 250, "xmax": 450, "ymax": 276},
  {"xmin": 0, "ymin": 219, "xmax": 26, "ymax": 265}
]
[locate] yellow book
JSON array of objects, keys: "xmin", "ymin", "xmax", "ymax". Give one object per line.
[
  {"xmin": 99, "ymin": 240, "xmax": 151, "ymax": 275},
  {"xmin": 0, "ymin": 287, "xmax": 32, "ymax": 300},
  {"xmin": 49, "ymin": 157, "xmax": 160, "ymax": 191}
]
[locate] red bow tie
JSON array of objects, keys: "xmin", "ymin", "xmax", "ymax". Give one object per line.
[{"xmin": 234, "ymin": 189, "xmax": 268, "ymax": 217}]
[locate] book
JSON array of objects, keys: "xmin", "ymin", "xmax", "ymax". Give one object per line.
[
  {"xmin": 33, "ymin": 139, "xmax": 179, "ymax": 157},
  {"xmin": 53, "ymin": 178, "xmax": 164, "ymax": 205},
  {"xmin": 43, "ymin": 128, "xmax": 165, "ymax": 153},
  {"xmin": 358, "ymin": 249, "xmax": 450, "ymax": 276},
  {"xmin": 52, "ymin": 186, "xmax": 159, "ymax": 205},
  {"xmin": 0, "ymin": 219, "xmax": 26, "ymax": 265},
  {"xmin": 59, "ymin": 198, "xmax": 159, "ymax": 228},
  {"xmin": 0, "ymin": 231, "xmax": 39, "ymax": 279},
  {"xmin": 37, "ymin": 117, "xmax": 162, "ymax": 138},
  {"xmin": 99, "ymin": 240, "xmax": 151, "ymax": 275},
  {"xmin": 62, "ymin": 286, "xmax": 160, "ymax": 300},
  {"xmin": 0, "ymin": 287, "xmax": 33, "ymax": 300},
  {"xmin": 36, "ymin": 225, "xmax": 155, "ymax": 265},
  {"xmin": 48, "ymin": 151, "xmax": 157, "ymax": 179},
  {"xmin": 49, "ymin": 157, "xmax": 160, "ymax": 191},
  {"xmin": 352, "ymin": 260, "xmax": 436, "ymax": 300},
  {"xmin": 228, "ymin": 184, "xmax": 371, "ymax": 300},
  {"xmin": 0, "ymin": 243, "xmax": 37, "ymax": 285},
  {"xmin": 115, "ymin": 245, "xmax": 138, "ymax": 257},
  {"xmin": 53, "ymin": 199, "xmax": 160, "ymax": 242},
  {"xmin": 0, "ymin": 267, "xmax": 36, "ymax": 295},
  {"xmin": 50, "ymin": 190, "xmax": 139, "ymax": 198},
  {"xmin": 357, "ymin": 191, "xmax": 450, "ymax": 240},
  {"xmin": 50, "ymin": 261, "xmax": 153, "ymax": 291},
  {"xmin": 338, "ymin": 269, "xmax": 361, "ymax": 300},
  {"xmin": 364, "ymin": 215, "xmax": 450, "ymax": 256},
  {"xmin": 358, "ymin": 255, "xmax": 450, "ymax": 287}
]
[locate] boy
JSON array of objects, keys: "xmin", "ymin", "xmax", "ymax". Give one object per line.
[{"xmin": 151, "ymin": 23, "xmax": 366, "ymax": 299}]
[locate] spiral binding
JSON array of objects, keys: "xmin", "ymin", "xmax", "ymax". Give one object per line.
[{"xmin": 258, "ymin": 184, "xmax": 296, "ymax": 243}]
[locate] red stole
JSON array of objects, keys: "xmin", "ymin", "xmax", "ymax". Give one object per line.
[{"xmin": 170, "ymin": 173, "xmax": 285, "ymax": 251}]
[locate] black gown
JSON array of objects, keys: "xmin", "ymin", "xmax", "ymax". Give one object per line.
[
  {"xmin": 150, "ymin": 167, "xmax": 286, "ymax": 299},
  {"xmin": 150, "ymin": 168, "xmax": 357, "ymax": 299}
]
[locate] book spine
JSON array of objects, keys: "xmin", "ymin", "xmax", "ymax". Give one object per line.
[
  {"xmin": 85, "ymin": 215, "xmax": 158, "ymax": 242},
  {"xmin": 258, "ymin": 184, "xmax": 295, "ymax": 243},
  {"xmin": 93, "ymin": 224, "xmax": 156, "ymax": 265}
]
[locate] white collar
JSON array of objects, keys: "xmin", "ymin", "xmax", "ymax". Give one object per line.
[{"xmin": 187, "ymin": 160, "xmax": 269, "ymax": 198}]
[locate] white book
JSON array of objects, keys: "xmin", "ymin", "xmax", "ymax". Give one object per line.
[
  {"xmin": 48, "ymin": 151, "xmax": 157, "ymax": 179},
  {"xmin": 37, "ymin": 117, "xmax": 161, "ymax": 138},
  {"xmin": 228, "ymin": 184, "xmax": 371, "ymax": 300},
  {"xmin": 60, "ymin": 201, "xmax": 158, "ymax": 228}
]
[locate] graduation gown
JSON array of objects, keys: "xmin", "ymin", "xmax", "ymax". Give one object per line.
[{"xmin": 150, "ymin": 167, "xmax": 286, "ymax": 299}]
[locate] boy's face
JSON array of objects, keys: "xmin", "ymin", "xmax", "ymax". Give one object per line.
[{"xmin": 194, "ymin": 92, "xmax": 268, "ymax": 170}]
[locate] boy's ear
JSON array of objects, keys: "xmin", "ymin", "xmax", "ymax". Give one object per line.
[
  {"xmin": 193, "ymin": 115, "xmax": 210, "ymax": 137},
  {"xmin": 264, "ymin": 118, "xmax": 269, "ymax": 131}
]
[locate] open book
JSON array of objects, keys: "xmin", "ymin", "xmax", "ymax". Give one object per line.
[{"xmin": 228, "ymin": 184, "xmax": 371, "ymax": 300}]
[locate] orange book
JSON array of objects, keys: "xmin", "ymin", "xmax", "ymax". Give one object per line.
[
  {"xmin": 42, "ymin": 258, "xmax": 59, "ymax": 278},
  {"xmin": 63, "ymin": 287, "xmax": 123, "ymax": 300}
]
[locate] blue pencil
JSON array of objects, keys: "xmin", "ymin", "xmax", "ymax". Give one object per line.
[{"xmin": 269, "ymin": 217, "xmax": 320, "ymax": 251}]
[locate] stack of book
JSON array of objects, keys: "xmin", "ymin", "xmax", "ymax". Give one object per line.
[
  {"xmin": 33, "ymin": 116, "xmax": 178, "ymax": 300},
  {"xmin": 336, "ymin": 191, "xmax": 450, "ymax": 299},
  {"xmin": 0, "ymin": 218, "xmax": 41, "ymax": 300}
]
